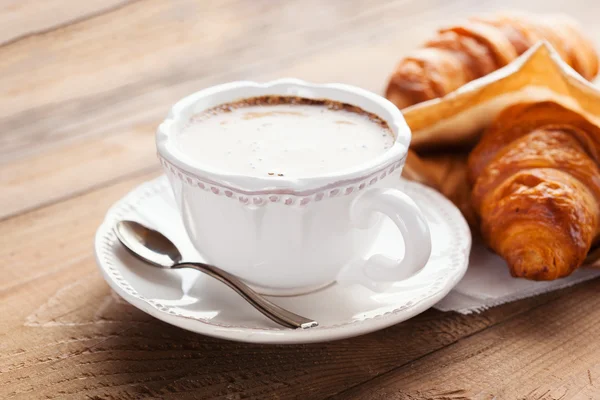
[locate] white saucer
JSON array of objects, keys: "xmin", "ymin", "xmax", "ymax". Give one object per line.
[{"xmin": 94, "ymin": 176, "xmax": 470, "ymax": 344}]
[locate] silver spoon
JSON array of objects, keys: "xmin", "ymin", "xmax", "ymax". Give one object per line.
[{"xmin": 113, "ymin": 220, "xmax": 318, "ymax": 329}]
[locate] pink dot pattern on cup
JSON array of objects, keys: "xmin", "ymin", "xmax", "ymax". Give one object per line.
[{"xmin": 159, "ymin": 156, "xmax": 401, "ymax": 208}]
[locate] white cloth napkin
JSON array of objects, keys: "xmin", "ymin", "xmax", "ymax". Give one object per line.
[{"xmin": 434, "ymin": 237, "xmax": 600, "ymax": 314}]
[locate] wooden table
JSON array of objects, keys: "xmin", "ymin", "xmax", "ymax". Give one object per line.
[{"xmin": 2, "ymin": 1, "xmax": 600, "ymax": 399}]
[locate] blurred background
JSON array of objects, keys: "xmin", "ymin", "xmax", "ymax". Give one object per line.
[{"xmin": 1, "ymin": 0, "xmax": 597, "ymax": 218}]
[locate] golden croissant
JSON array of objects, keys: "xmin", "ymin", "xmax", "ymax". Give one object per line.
[
  {"xmin": 386, "ymin": 12, "xmax": 599, "ymax": 109},
  {"xmin": 468, "ymin": 102, "xmax": 600, "ymax": 280}
]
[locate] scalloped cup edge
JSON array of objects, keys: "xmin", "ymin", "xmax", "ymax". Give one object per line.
[{"xmin": 156, "ymin": 79, "xmax": 410, "ymax": 193}]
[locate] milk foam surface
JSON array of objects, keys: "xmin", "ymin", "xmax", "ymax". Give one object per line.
[{"xmin": 175, "ymin": 102, "xmax": 394, "ymax": 177}]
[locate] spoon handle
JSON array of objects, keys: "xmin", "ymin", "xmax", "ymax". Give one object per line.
[{"xmin": 172, "ymin": 262, "xmax": 318, "ymax": 329}]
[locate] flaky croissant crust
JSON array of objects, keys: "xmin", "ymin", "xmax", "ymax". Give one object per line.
[
  {"xmin": 468, "ymin": 102, "xmax": 600, "ymax": 280},
  {"xmin": 386, "ymin": 12, "xmax": 599, "ymax": 110}
]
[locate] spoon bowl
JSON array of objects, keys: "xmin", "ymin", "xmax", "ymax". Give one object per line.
[{"xmin": 115, "ymin": 220, "xmax": 182, "ymax": 268}]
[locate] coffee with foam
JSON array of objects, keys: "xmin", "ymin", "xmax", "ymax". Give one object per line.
[{"xmin": 175, "ymin": 96, "xmax": 394, "ymax": 177}]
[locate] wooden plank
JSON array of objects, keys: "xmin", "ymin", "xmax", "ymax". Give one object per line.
[
  {"xmin": 0, "ymin": 169, "xmax": 588, "ymax": 399},
  {"xmin": 333, "ymin": 277, "xmax": 600, "ymax": 400},
  {"xmin": 0, "ymin": 121, "xmax": 159, "ymax": 220},
  {"xmin": 0, "ymin": 0, "xmax": 136, "ymax": 45}
]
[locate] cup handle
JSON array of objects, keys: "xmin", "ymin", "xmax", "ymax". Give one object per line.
[{"xmin": 337, "ymin": 187, "xmax": 432, "ymax": 292}]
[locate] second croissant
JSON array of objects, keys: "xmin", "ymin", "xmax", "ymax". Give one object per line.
[{"xmin": 468, "ymin": 102, "xmax": 600, "ymax": 280}]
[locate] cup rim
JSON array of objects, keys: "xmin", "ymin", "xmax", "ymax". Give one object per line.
[{"xmin": 156, "ymin": 79, "xmax": 410, "ymax": 193}]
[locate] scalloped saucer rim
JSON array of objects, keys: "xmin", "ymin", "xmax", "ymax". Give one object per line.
[{"xmin": 94, "ymin": 175, "xmax": 470, "ymax": 344}]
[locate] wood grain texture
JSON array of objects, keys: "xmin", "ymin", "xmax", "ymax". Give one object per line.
[
  {"xmin": 333, "ymin": 278, "xmax": 600, "ymax": 400},
  {"xmin": 0, "ymin": 121, "xmax": 158, "ymax": 220},
  {"xmin": 3, "ymin": 0, "xmax": 600, "ymax": 399},
  {"xmin": 0, "ymin": 0, "xmax": 137, "ymax": 45}
]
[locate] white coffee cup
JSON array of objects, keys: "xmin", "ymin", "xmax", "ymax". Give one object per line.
[{"xmin": 156, "ymin": 79, "xmax": 431, "ymax": 295}]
